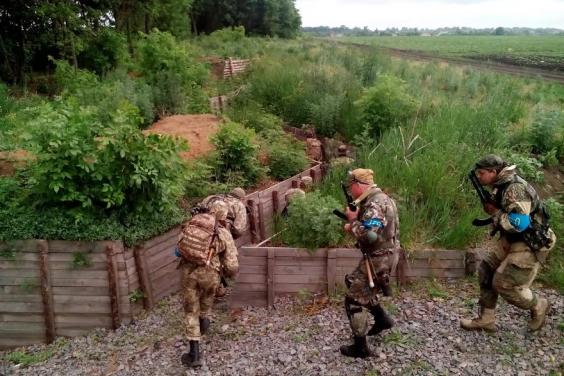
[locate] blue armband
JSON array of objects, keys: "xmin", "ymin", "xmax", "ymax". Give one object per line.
[
  {"xmin": 362, "ymin": 218, "xmax": 384, "ymax": 230},
  {"xmin": 508, "ymin": 213, "xmax": 530, "ymax": 232},
  {"xmin": 174, "ymin": 246, "xmax": 181, "ymax": 258}
]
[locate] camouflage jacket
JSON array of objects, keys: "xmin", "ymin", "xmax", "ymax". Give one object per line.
[
  {"xmin": 200, "ymin": 194, "xmax": 248, "ymax": 238},
  {"xmin": 350, "ymin": 186, "xmax": 400, "ymax": 252},
  {"xmin": 184, "ymin": 226, "xmax": 239, "ymax": 277},
  {"xmin": 491, "ymin": 166, "xmax": 544, "ymax": 237}
]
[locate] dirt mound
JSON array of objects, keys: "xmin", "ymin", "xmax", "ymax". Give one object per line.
[
  {"xmin": 143, "ymin": 114, "xmax": 221, "ymax": 160},
  {"xmin": 0, "ymin": 150, "xmax": 32, "ymax": 176}
]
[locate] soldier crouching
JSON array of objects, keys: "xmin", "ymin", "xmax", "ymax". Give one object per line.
[
  {"xmin": 340, "ymin": 168, "xmax": 401, "ymax": 358},
  {"xmin": 178, "ymin": 201, "xmax": 239, "ymax": 368}
]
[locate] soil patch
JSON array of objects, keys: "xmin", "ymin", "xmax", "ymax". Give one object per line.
[
  {"xmin": 143, "ymin": 114, "xmax": 222, "ymax": 160},
  {"xmin": 0, "ymin": 150, "xmax": 32, "ymax": 176}
]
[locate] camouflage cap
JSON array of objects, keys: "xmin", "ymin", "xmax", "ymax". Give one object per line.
[
  {"xmin": 208, "ymin": 200, "xmax": 229, "ymax": 221},
  {"xmin": 475, "ymin": 154, "xmax": 507, "ymax": 171},
  {"xmin": 229, "ymin": 187, "xmax": 246, "ymax": 199},
  {"xmin": 349, "ymin": 168, "xmax": 374, "ymax": 185}
]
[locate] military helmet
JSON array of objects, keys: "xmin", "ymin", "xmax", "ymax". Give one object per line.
[
  {"xmin": 475, "ymin": 154, "xmax": 507, "ymax": 171},
  {"xmin": 229, "ymin": 187, "xmax": 246, "ymax": 199}
]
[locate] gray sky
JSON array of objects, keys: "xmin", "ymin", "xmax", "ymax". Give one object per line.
[{"xmin": 295, "ymin": 0, "xmax": 564, "ymax": 29}]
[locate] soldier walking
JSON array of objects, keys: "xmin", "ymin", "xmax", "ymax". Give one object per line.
[
  {"xmin": 177, "ymin": 201, "xmax": 239, "ymax": 368},
  {"xmin": 461, "ymin": 155, "xmax": 556, "ymax": 332},
  {"xmin": 340, "ymin": 168, "xmax": 400, "ymax": 358},
  {"xmin": 196, "ymin": 187, "xmax": 248, "ymax": 239}
]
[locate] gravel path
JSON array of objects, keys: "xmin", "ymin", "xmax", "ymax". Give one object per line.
[{"xmin": 3, "ymin": 280, "xmax": 563, "ymax": 376}]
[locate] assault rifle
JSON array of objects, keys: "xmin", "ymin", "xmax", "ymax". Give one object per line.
[
  {"xmin": 332, "ymin": 181, "xmax": 357, "ymax": 221},
  {"xmin": 468, "ymin": 169, "xmax": 496, "ymax": 227}
]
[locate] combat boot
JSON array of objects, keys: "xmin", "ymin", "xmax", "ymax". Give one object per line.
[
  {"xmin": 367, "ymin": 304, "xmax": 394, "ymax": 336},
  {"xmin": 181, "ymin": 340, "xmax": 203, "ymax": 368},
  {"xmin": 528, "ymin": 297, "xmax": 549, "ymax": 332},
  {"xmin": 199, "ymin": 317, "xmax": 210, "ymax": 335},
  {"xmin": 460, "ymin": 307, "xmax": 496, "ymax": 332},
  {"xmin": 340, "ymin": 336, "xmax": 371, "ymax": 358}
]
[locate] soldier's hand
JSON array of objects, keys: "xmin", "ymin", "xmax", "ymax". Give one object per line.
[
  {"xmin": 483, "ymin": 202, "xmax": 498, "ymax": 216},
  {"xmin": 345, "ymin": 207, "xmax": 358, "ymax": 221},
  {"xmin": 344, "ymin": 223, "xmax": 352, "ymax": 232}
]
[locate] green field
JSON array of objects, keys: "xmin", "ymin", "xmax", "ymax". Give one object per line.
[{"xmin": 343, "ymin": 35, "xmax": 564, "ymax": 70}]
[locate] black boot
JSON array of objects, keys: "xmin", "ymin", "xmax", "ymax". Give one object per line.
[
  {"xmin": 367, "ymin": 304, "xmax": 394, "ymax": 336},
  {"xmin": 181, "ymin": 340, "xmax": 203, "ymax": 368},
  {"xmin": 199, "ymin": 317, "xmax": 210, "ymax": 335},
  {"xmin": 340, "ymin": 336, "xmax": 371, "ymax": 358}
]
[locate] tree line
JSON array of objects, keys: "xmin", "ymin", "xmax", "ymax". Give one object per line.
[
  {"xmin": 0, "ymin": 0, "xmax": 301, "ymax": 84},
  {"xmin": 303, "ymin": 26, "xmax": 564, "ymax": 37}
]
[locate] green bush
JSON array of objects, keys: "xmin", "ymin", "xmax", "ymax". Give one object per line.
[
  {"xmin": 78, "ymin": 28, "xmax": 129, "ymax": 75},
  {"xmin": 507, "ymin": 153, "xmax": 544, "ymax": 182},
  {"xmin": 281, "ymin": 192, "xmax": 345, "ymax": 250},
  {"xmin": 530, "ymin": 109, "xmax": 564, "ymax": 161},
  {"xmin": 262, "ymin": 130, "xmax": 308, "ymax": 180},
  {"xmin": 135, "ymin": 31, "xmax": 209, "ymax": 115},
  {"xmin": 539, "ymin": 198, "xmax": 563, "ymax": 293},
  {"xmin": 26, "ymin": 100, "xmax": 187, "ymax": 217},
  {"xmin": 211, "ymin": 121, "xmax": 265, "ymax": 186},
  {"xmin": 355, "ymin": 74, "xmax": 417, "ymax": 138}
]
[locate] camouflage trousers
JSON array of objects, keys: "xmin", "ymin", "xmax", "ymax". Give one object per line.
[
  {"xmin": 345, "ymin": 251, "xmax": 394, "ymax": 337},
  {"xmin": 181, "ymin": 263, "xmax": 220, "ymax": 341},
  {"xmin": 478, "ymin": 240, "xmax": 541, "ymax": 311}
]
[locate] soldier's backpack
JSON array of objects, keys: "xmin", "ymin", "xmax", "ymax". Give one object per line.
[{"xmin": 178, "ymin": 213, "xmax": 218, "ymax": 266}]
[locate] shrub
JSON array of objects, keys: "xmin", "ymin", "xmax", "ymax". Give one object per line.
[
  {"xmin": 539, "ymin": 198, "xmax": 563, "ymax": 292},
  {"xmin": 507, "ymin": 153, "xmax": 544, "ymax": 182},
  {"xmin": 281, "ymin": 192, "xmax": 345, "ymax": 250},
  {"xmin": 262, "ymin": 130, "xmax": 308, "ymax": 180},
  {"xmin": 211, "ymin": 121, "xmax": 265, "ymax": 186},
  {"xmin": 355, "ymin": 74, "xmax": 417, "ymax": 138},
  {"xmin": 78, "ymin": 29, "xmax": 129, "ymax": 75},
  {"xmin": 530, "ymin": 109, "xmax": 564, "ymax": 161},
  {"xmin": 26, "ymin": 100, "xmax": 187, "ymax": 217},
  {"xmin": 135, "ymin": 31, "xmax": 209, "ymax": 115}
]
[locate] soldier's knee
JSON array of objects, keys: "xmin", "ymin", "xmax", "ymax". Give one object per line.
[{"xmin": 478, "ymin": 261, "xmax": 494, "ymax": 288}]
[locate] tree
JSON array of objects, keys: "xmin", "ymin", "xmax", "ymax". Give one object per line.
[{"xmin": 495, "ymin": 26, "xmax": 505, "ymax": 35}]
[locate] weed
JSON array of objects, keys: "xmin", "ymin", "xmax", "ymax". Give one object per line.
[
  {"xmin": 381, "ymin": 301, "xmax": 399, "ymax": 315},
  {"xmin": 383, "ymin": 329, "xmax": 418, "ymax": 347},
  {"xmin": 19, "ymin": 279, "xmax": 38, "ymax": 293},
  {"xmin": 71, "ymin": 251, "xmax": 92, "ymax": 269},
  {"xmin": 128, "ymin": 288, "xmax": 146, "ymax": 303}
]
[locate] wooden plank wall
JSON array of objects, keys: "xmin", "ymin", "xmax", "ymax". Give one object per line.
[
  {"xmin": 230, "ymin": 247, "xmax": 467, "ymax": 308},
  {"xmin": 223, "ymin": 58, "xmax": 250, "ymax": 78}
]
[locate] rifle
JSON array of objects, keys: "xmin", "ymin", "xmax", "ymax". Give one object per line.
[
  {"xmin": 333, "ymin": 182, "xmax": 376, "ymax": 289},
  {"xmin": 468, "ymin": 169, "xmax": 496, "ymax": 227},
  {"xmin": 333, "ymin": 181, "xmax": 357, "ymax": 221}
]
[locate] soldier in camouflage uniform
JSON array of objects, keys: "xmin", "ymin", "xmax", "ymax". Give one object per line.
[
  {"xmin": 180, "ymin": 201, "xmax": 239, "ymax": 368},
  {"xmin": 198, "ymin": 187, "xmax": 248, "ymax": 239},
  {"xmin": 340, "ymin": 168, "xmax": 400, "ymax": 358},
  {"xmin": 330, "ymin": 145, "xmax": 354, "ymax": 167},
  {"xmin": 461, "ymin": 155, "xmax": 556, "ymax": 332}
]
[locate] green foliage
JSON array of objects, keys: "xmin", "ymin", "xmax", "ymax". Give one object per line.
[
  {"xmin": 26, "ymin": 100, "xmax": 187, "ymax": 217},
  {"xmin": 530, "ymin": 109, "xmax": 564, "ymax": 161},
  {"xmin": 262, "ymin": 130, "xmax": 309, "ymax": 180},
  {"xmin": 128, "ymin": 288, "xmax": 146, "ymax": 303},
  {"xmin": 78, "ymin": 29, "xmax": 129, "ymax": 75},
  {"xmin": 507, "ymin": 153, "xmax": 544, "ymax": 182},
  {"xmin": 281, "ymin": 192, "xmax": 345, "ymax": 250},
  {"xmin": 71, "ymin": 252, "xmax": 92, "ymax": 269},
  {"xmin": 135, "ymin": 31, "xmax": 209, "ymax": 115},
  {"xmin": 5, "ymin": 349, "xmax": 54, "ymax": 366},
  {"xmin": 539, "ymin": 198, "xmax": 564, "ymax": 293},
  {"xmin": 211, "ymin": 121, "xmax": 265, "ymax": 186},
  {"xmin": 355, "ymin": 74, "xmax": 418, "ymax": 138}
]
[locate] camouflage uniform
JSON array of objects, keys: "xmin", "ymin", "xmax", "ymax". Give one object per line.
[
  {"xmin": 180, "ymin": 226, "xmax": 239, "ymax": 341},
  {"xmin": 199, "ymin": 193, "xmax": 248, "ymax": 239},
  {"xmin": 475, "ymin": 167, "xmax": 556, "ymax": 312},
  {"xmin": 462, "ymin": 156, "xmax": 556, "ymax": 332},
  {"xmin": 345, "ymin": 185, "xmax": 400, "ymax": 336}
]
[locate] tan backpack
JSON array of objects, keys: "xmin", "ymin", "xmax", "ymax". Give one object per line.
[{"xmin": 178, "ymin": 213, "xmax": 219, "ymax": 266}]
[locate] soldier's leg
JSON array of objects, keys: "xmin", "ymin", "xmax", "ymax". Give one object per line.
[
  {"xmin": 341, "ymin": 267, "xmax": 373, "ymax": 358},
  {"xmin": 493, "ymin": 260, "xmax": 548, "ymax": 331},
  {"xmin": 200, "ymin": 273, "xmax": 220, "ymax": 335},
  {"xmin": 460, "ymin": 260, "xmax": 497, "ymax": 331},
  {"xmin": 180, "ymin": 271, "xmax": 203, "ymax": 368},
  {"xmin": 367, "ymin": 254, "xmax": 394, "ymax": 336}
]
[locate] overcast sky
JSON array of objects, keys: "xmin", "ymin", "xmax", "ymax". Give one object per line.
[{"xmin": 295, "ymin": 0, "xmax": 564, "ymax": 29}]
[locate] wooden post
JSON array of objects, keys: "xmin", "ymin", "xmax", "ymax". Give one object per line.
[
  {"xmin": 310, "ymin": 168, "xmax": 317, "ymax": 183},
  {"xmin": 327, "ymin": 249, "xmax": 336, "ymax": 296},
  {"xmin": 247, "ymin": 199, "xmax": 258, "ymax": 244},
  {"xmin": 38, "ymin": 240, "xmax": 55, "ymax": 343},
  {"xmin": 218, "ymin": 95, "xmax": 224, "ymax": 112},
  {"xmin": 228, "ymin": 58, "xmax": 234, "ymax": 78},
  {"xmin": 267, "ymin": 248, "xmax": 275, "ymax": 308},
  {"xmin": 133, "ymin": 246, "xmax": 154, "ymax": 309},
  {"xmin": 258, "ymin": 201, "xmax": 266, "ymax": 241},
  {"xmin": 105, "ymin": 245, "xmax": 120, "ymax": 330},
  {"xmin": 291, "ymin": 180, "xmax": 298, "ymax": 188},
  {"xmin": 272, "ymin": 191, "xmax": 279, "ymax": 214}
]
